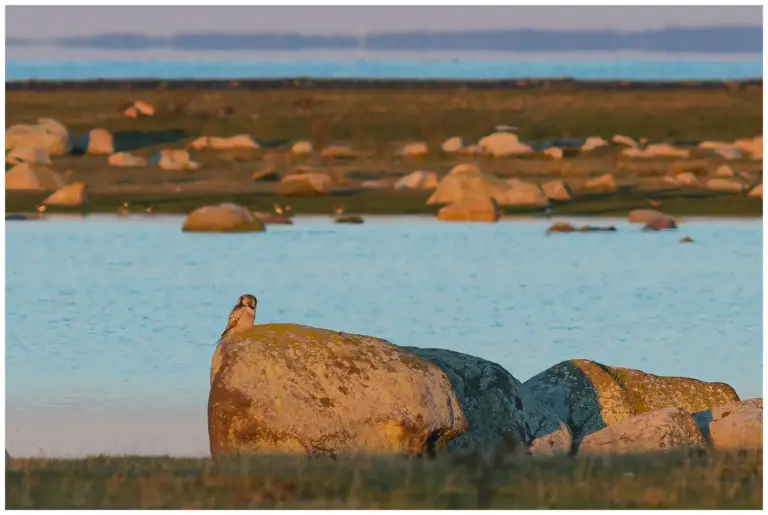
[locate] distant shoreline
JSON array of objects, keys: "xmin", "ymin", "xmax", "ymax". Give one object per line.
[{"xmin": 6, "ymin": 77, "xmax": 763, "ymax": 91}]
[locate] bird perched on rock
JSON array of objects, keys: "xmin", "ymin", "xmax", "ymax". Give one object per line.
[{"xmin": 221, "ymin": 294, "xmax": 257, "ymax": 339}]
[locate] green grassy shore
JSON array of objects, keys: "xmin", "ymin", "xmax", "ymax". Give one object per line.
[
  {"xmin": 5, "ymin": 84, "xmax": 763, "ymax": 217},
  {"xmin": 5, "ymin": 449, "xmax": 762, "ymax": 509}
]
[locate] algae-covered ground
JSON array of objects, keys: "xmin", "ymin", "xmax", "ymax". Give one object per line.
[
  {"xmin": 5, "ymin": 449, "xmax": 762, "ymax": 509},
  {"xmin": 5, "ymin": 83, "xmax": 764, "ymax": 217}
]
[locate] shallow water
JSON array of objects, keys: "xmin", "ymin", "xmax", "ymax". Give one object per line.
[{"xmin": 5, "ymin": 215, "xmax": 763, "ymax": 457}]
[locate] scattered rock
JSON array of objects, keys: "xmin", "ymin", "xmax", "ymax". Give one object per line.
[
  {"xmin": 441, "ymin": 136, "xmax": 464, "ymax": 153},
  {"xmin": 209, "ymin": 324, "xmax": 467, "ymax": 456},
  {"xmin": 579, "ymin": 226, "xmax": 617, "ymax": 233},
  {"xmin": 159, "ymin": 149, "xmax": 199, "ymax": 171},
  {"xmin": 43, "ymin": 182, "xmax": 88, "ymax": 207},
  {"xmin": 124, "ymin": 100, "xmax": 154, "ymax": 117},
  {"xmin": 320, "ymin": 145, "xmax": 357, "ymax": 159},
  {"xmin": 715, "ymin": 164, "xmax": 735, "ymax": 177},
  {"xmin": 642, "ymin": 216, "xmax": 678, "ymax": 231},
  {"xmin": 674, "ymin": 172, "xmax": 700, "ymax": 186},
  {"xmin": 622, "ymin": 143, "xmax": 689, "ymax": 159},
  {"xmin": 478, "ymin": 132, "xmax": 534, "ymax": 157},
  {"xmin": 107, "ymin": 152, "xmax": 147, "ymax": 167},
  {"xmin": 437, "ymin": 194, "xmax": 500, "ymax": 223},
  {"xmin": 705, "ymin": 178, "xmax": 746, "ymax": 193},
  {"xmin": 428, "ymin": 165, "xmax": 547, "ymax": 208},
  {"xmin": 460, "ymin": 144, "xmax": 483, "ymax": 156},
  {"xmin": 578, "ymin": 407, "xmax": 706, "ymax": 455},
  {"xmin": 581, "ymin": 136, "xmax": 609, "ymax": 152},
  {"xmin": 291, "ymin": 141, "xmax": 314, "ymax": 155},
  {"xmin": 278, "ymin": 173, "xmax": 334, "ymax": 196},
  {"xmin": 394, "ymin": 171, "xmax": 439, "ymax": 190},
  {"xmin": 541, "ymin": 180, "xmax": 571, "ymax": 201},
  {"xmin": 733, "ymin": 136, "xmax": 763, "ymax": 160},
  {"xmin": 5, "ymin": 162, "xmax": 64, "ymax": 190},
  {"xmin": 679, "ymin": 236, "xmax": 694, "ymax": 243},
  {"xmin": 748, "ymin": 184, "xmax": 762, "ymax": 198},
  {"xmin": 335, "ymin": 214, "xmax": 365, "ymax": 224},
  {"xmin": 698, "ymin": 141, "xmax": 744, "ymax": 160},
  {"xmin": 612, "ymin": 135, "xmax": 639, "ymax": 148},
  {"xmin": 545, "ymin": 222, "xmax": 577, "ymax": 234},
  {"xmin": 398, "ymin": 142, "xmax": 429, "ymax": 157},
  {"xmin": 542, "ymin": 147, "xmax": 564, "ymax": 160},
  {"xmin": 584, "ymin": 173, "xmax": 618, "ymax": 193},
  {"xmin": 707, "ymin": 399, "xmax": 763, "ymax": 450},
  {"xmin": 253, "ymin": 212, "xmax": 293, "ymax": 225},
  {"xmin": 627, "ymin": 209, "xmax": 668, "ymax": 224},
  {"xmin": 188, "ymin": 135, "xmax": 259, "ymax": 150},
  {"xmin": 86, "ymin": 128, "xmax": 114, "ymax": 154},
  {"xmin": 5, "ymin": 147, "xmax": 51, "ymax": 165},
  {"xmin": 182, "ymin": 203, "xmax": 265, "ymax": 233},
  {"xmin": 523, "ymin": 359, "xmax": 739, "ymax": 440},
  {"xmin": 6, "ymin": 118, "xmax": 71, "ymax": 155}
]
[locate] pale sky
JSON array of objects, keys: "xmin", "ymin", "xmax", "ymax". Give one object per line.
[{"xmin": 6, "ymin": 6, "xmax": 762, "ymax": 39}]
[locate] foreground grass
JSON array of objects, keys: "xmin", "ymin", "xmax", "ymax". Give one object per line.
[{"xmin": 5, "ymin": 449, "xmax": 762, "ymax": 509}]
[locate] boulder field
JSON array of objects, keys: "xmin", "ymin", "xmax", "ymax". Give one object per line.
[{"xmin": 208, "ymin": 325, "xmax": 760, "ymax": 459}]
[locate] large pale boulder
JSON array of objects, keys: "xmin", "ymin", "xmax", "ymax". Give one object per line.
[
  {"xmin": 441, "ymin": 136, "xmax": 463, "ymax": 153},
  {"xmin": 734, "ymin": 136, "xmax": 763, "ymax": 160},
  {"xmin": 612, "ymin": 135, "xmax": 638, "ymax": 148},
  {"xmin": 321, "ymin": 145, "xmax": 357, "ymax": 159},
  {"xmin": 581, "ymin": 136, "xmax": 609, "ymax": 152},
  {"xmin": 627, "ymin": 209, "xmax": 669, "ymax": 224},
  {"xmin": 394, "ymin": 171, "xmax": 439, "ymax": 190},
  {"xmin": 209, "ymin": 324, "xmax": 467, "ymax": 456},
  {"xmin": 698, "ymin": 141, "xmax": 744, "ymax": 160},
  {"xmin": 42, "ymin": 182, "xmax": 87, "ymax": 207},
  {"xmin": 5, "ymin": 163, "xmax": 64, "ymax": 190},
  {"xmin": 523, "ymin": 359, "xmax": 739, "ymax": 440},
  {"xmin": 278, "ymin": 173, "xmax": 333, "ymax": 196},
  {"xmin": 541, "ymin": 180, "xmax": 571, "ymax": 201},
  {"xmin": 86, "ymin": 128, "xmax": 114, "ymax": 154},
  {"xmin": 108, "ymin": 152, "xmax": 147, "ymax": 167},
  {"xmin": 715, "ymin": 164, "xmax": 735, "ymax": 177},
  {"xmin": 542, "ymin": 147, "xmax": 563, "ymax": 160},
  {"xmin": 584, "ymin": 173, "xmax": 618, "ymax": 193},
  {"xmin": 706, "ymin": 178, "xmax": 746, "ymax": 193},
  {"xmin": 642, "ymin": 216, "xmax": 677, "ymax": 231},
  {"xmin": 134, "ymin": 100, "xmax": 154, "ymax": 116},
  {"xmin": 478, "ymin": 132, "xmax": 533, "ymax": 157},
  {"xmin": 398, "ymin": 142, "xmax": 428, "ymax": 157},
  {"xmin": 291, "ymin": 141, "xmax": 313, "ymax": 155},
  {"xmin": 437, "ymin": 195, "xmax": 500, "ymax": 223},
  {"xmin": 209, "ymin": 323, "xmax": 570, "ymax": 457},
  {"xmin": 578, "ymin": 407, "xmax": 706, "ymax": 455},
  {"xmin": 748, "ymin": 184, "xmax": 762, "ymax": 198},
  {"xmin": 5, "ymin": 147, "xmax": 51, "ymax": 165},
  {"xmin": 189, "ymin": 135, "xmax": 259, "ymax": 150},
  {"xmin": 674, "ymin": 172, "xmax": 700, "ymax": 186},
  {"xmin": 428, "ymin": 164, "xmax": 546, "ymax": 207},
  {"xmin": 707, "ymin": 399, "xmax": 763, "ymax": 450},
  {"xmin": 402, "ymin": 347, "xmax": 572, "ymax": 456},
  {"xmin": 159, "ymin": 149, "xmax": 199, "ymax": 171},
  {"xmin": 6, "ymin": 118, "xmax": 71, "ymax": 155},
  {"xmin": 495, "ymin": 182, "xmax": 549, "ymax": 208},
  {"xmin": 182, "ymin": 203, "xmax": 265, "ymax": 233}
]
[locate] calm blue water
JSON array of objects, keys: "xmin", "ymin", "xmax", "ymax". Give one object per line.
[
  {"xmin": 5, "ymin": 57, "xmax": 763, "ymax": 81},
  {"xmin": 5, "ymin": 216, "xmax": 763, "ymax": 456}
]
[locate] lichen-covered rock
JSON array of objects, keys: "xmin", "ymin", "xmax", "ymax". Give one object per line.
[
  {"xmin": 43, "ymin": 182, "xmax": 88, "ymax": 207},
  {"xmin": 715, "ymin": 164, "xmax": 735, "ymax": 177},
  {"xmin": 403, "ymin": 347, "xmax": 572, "ymax": 456},
  {"xmin": 542, "ymin": 147, "xmax": 563, "ymax": 160},
  {"xmin": 523, "ymin": 359, "xmax": 739, "ymax": 440},
  {"xmin": 437, "ymin": 195, "xmax": 500, "ymax": 223},
  {"xmin": 705, "ymin": 399, "xmax": 763, "ymax": 450},
  {"xmin": 706, "ymin": 178, "xmax": 746, "ymax": 193},
  {"xmin": 428, "ymin": 164, "xmax": 546, "ymax": 208},
  {"xmin": 441, "ymin": 136, "xmax": 463, "ymax": 153},
  {"xmin": 182, "ymin": 203, "xmax": 265, "ymax": 233},
  {"xmin": 208, "ymin": 324, "xmax": 467, "ymax": 457},
  {"xmin": 584, "ymin": 173, "xmax": 618, "ymax": 193},
  {"xmin": 581, "ymin": 136, "xmax": 609, "ymax": 152},
  {"xmin": 6, "ymin": 118, "xmax": 71, "ymax": 155},
  {"xmin": 159, "ymin": 149, "xmax": 199, "ymax": 171},
  {"xmin": 578, "ymin": 407, "xmax": 706, "ymax": 455},
  {"xmin": 85, "ymin": 128, "xmax": 114, "ymax": 154},
  {"xmin": 398, "ymin": 142, "xmax": 428, "ymax": 157},
  {"xmin": 108, "ymin": 152, "xmax": 147, "ymax": 167}
]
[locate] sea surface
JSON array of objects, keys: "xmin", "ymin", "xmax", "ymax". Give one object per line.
[
  {"xmin": 6, "ymin": 215, "xmax": 763, "ymax": 457},
  {"xmin": 4, "ymin": 52, "xmax": 763, "ymax": 81}
]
